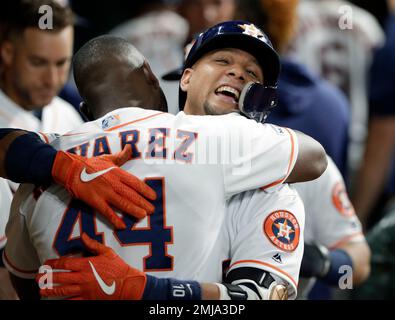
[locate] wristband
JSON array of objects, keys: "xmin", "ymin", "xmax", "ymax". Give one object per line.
[
  {"xmin": 322, "ymin": 249, "xmax": 353, "ymax": 286},
  {"xmin": 142, "ymin": 275, "xmax": 202, "ymax": 300},
  {"xmin": 5, "ymin": 132, "xmax": 57, "ymax": 185}
]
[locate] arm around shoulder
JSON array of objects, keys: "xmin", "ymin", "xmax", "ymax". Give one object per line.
[{"xmin": 285, "ymin": 131, "xmax": 328, "ymax": 184}]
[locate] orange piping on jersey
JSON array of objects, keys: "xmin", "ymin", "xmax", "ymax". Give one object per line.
[
  {"xmin": 329, "ymin": 232, "xmax": 365, "ymax": 250},
  {"xmin": 229, "ymin": 259, "xmax": 298, "ymax": 288},
  {"xmin": 3, "ymin": 251, "xmax": 38, "ymax": 274},
  {"xmin": 261, "ymin": 128, "xmax": 296, "ymax": 190},
  {"xmin": 105, "ymin": 112, "xmax": 165, "ymax": 132},
  {"xmin": 38, "ymin": 132, "xmax": 49, "ymax": 143}
]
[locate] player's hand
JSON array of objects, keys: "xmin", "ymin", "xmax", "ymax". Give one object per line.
[
  {"xmin": 37, "ymin": 233, "xmax": 147, "ymax": 300},
  {"xmin": 52, "ymin": 145, "xmax": 156, "ymax": 229}
]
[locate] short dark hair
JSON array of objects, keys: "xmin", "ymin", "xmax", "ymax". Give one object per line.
[
  {"xmin": 2, "ymin": 0, "xmax": 74, "ymax": 40},
  {"xmin": 73, "ymin": 35, "xmax": 144, "ymax": 102}
]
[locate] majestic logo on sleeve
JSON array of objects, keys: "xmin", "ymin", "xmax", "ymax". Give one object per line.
[
  {"xmin": 332, "ymin": 182, "xmax": 355, "ymax": 217},
  {"xmin": 264, "ymin": 210, "xmax": 300, "ymax": 252}
]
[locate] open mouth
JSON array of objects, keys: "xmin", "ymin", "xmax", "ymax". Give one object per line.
[{"xmin": 215, "ymin": 85, "xmax": 240, "ymax": 104}]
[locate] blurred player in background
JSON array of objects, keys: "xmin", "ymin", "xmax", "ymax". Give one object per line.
[
  {"xmin": 0, "ymin": 0, "xmax": 83, "ymax": 299},
  {"xmin": 286, "ymin": 0, "xmax": 384, "ymax": 183},
  {"xmin": 352, "ymin": 0, "xmax": 395, "ymax": 230},
  {"xmin": 351, "ymin": 0, "xmax": 395, "ymax": 299},
  {"xmin": 0, "ymin": 0, "xmax": 82, "ymax": 132}
]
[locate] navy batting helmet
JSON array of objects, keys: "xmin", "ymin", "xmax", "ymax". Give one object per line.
[{"xmin": 178, "ymin": 20, "xmax": 281, "ymax": 111}]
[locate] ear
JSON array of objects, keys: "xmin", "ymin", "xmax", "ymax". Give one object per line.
[
  {"xmin": 143, "ymin": 60, "xmax": 159, "ymax": 88},
  {"xmin": 180, "ymin": 68, "xmax": 193, "ymax": 93},
  {"xmin": 79, "ymin": 101, "xmax": 94, "ymax": 121},
  {"xmin": 1, "ymin": 41, "xmax": 15, "ymax": 66}
]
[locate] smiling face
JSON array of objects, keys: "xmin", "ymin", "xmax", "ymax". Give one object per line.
[{"xmin": 180, "ymin": 48, "xmax": 264, "ymax": 115}]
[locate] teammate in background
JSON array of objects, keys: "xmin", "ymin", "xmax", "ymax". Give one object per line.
[
  {"xmin": 352, "ymin": 0, "xmax": 395, "ymax": 230},
  {"xmin": 234, "ymin": 0, "xmax": 370, "ymax": 299},
  {"xmin": 348, "ymin": 0, "xmax": 395, "ymax": 296},
  {"xmin": 0, "ymin": 0, "xmax": 84, "ymax": 299},
  {"xmin": 0, "ymin": 0, "xmax": 83, "ymax": 133},
  {"xmin": 3, "ymin": 25, "xmax": 324, "ymax": 300},
  {"xmin": 286, "ymin": 0, "xmax": 384, "ymax": 182}
]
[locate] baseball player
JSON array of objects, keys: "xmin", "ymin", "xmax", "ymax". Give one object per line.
[
  {"xmin": 3, "ymin": 28, "xmax": 319, "ymax": 300},
  {"xmin": 0, "ymin": 0, "xmax": 85, "ymax": 298},
  {"xmin": 33, "ymin": 10, "xmax": 370, "ymax": 301},
  {"xmin": 352, "ymin": 0, "xmax": 395, "ymax": 229}
]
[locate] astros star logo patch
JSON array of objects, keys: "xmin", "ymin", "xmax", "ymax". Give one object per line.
[
  {"xmin": 264, "ymin": 210, "xmax": 300, "ymax": 252},
  {"xmin": 238, "ymin": 23, "xmax": 264, "ymax": 39},
  {"xmin": 332, "ymin": 182, "xmax": 355, "ymax": 217}
]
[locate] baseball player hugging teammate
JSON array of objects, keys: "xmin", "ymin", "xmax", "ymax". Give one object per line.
[{"xmin": 0, "ymin": 0, "xmax": 376, "ymax": 301}]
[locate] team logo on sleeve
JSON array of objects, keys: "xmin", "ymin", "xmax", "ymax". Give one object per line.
[
  {"xmin": 264, "ymin": 210, "xmax": 300, "ymax": 252},
  {"xmin": 332, "ymin": 182, "xmax": 355, "ymax": 217}
]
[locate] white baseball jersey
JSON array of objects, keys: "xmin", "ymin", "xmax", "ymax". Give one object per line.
[
  {"xmin": 4, "ymin": 107, "xmax": 298, "ymax": 286},
  {"xmin": 0, "ymin": 89, "xmax": 84, "ymax": 249},
  {"xmin": 200, "ymin": 185, "xmax": 305, "ymax": 299},
  {"xmin": 0, "ymin": 90, "xmax": 83, "ymax": 133},
  {"xmin": 293, "ymin": 156, "xmax": 364, "ymax": 297},
  {"xmin": 287, "ymin": 0, "xmax": 384, "ymax": 173}
]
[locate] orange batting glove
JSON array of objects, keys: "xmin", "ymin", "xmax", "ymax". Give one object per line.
[
  {"xmin": 52, "ymin": 145, "xmax": 156, "ymax": 229},
  {"xmin": 38, "ymin": 233, "xmax": 147, "ymax": 300}
]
